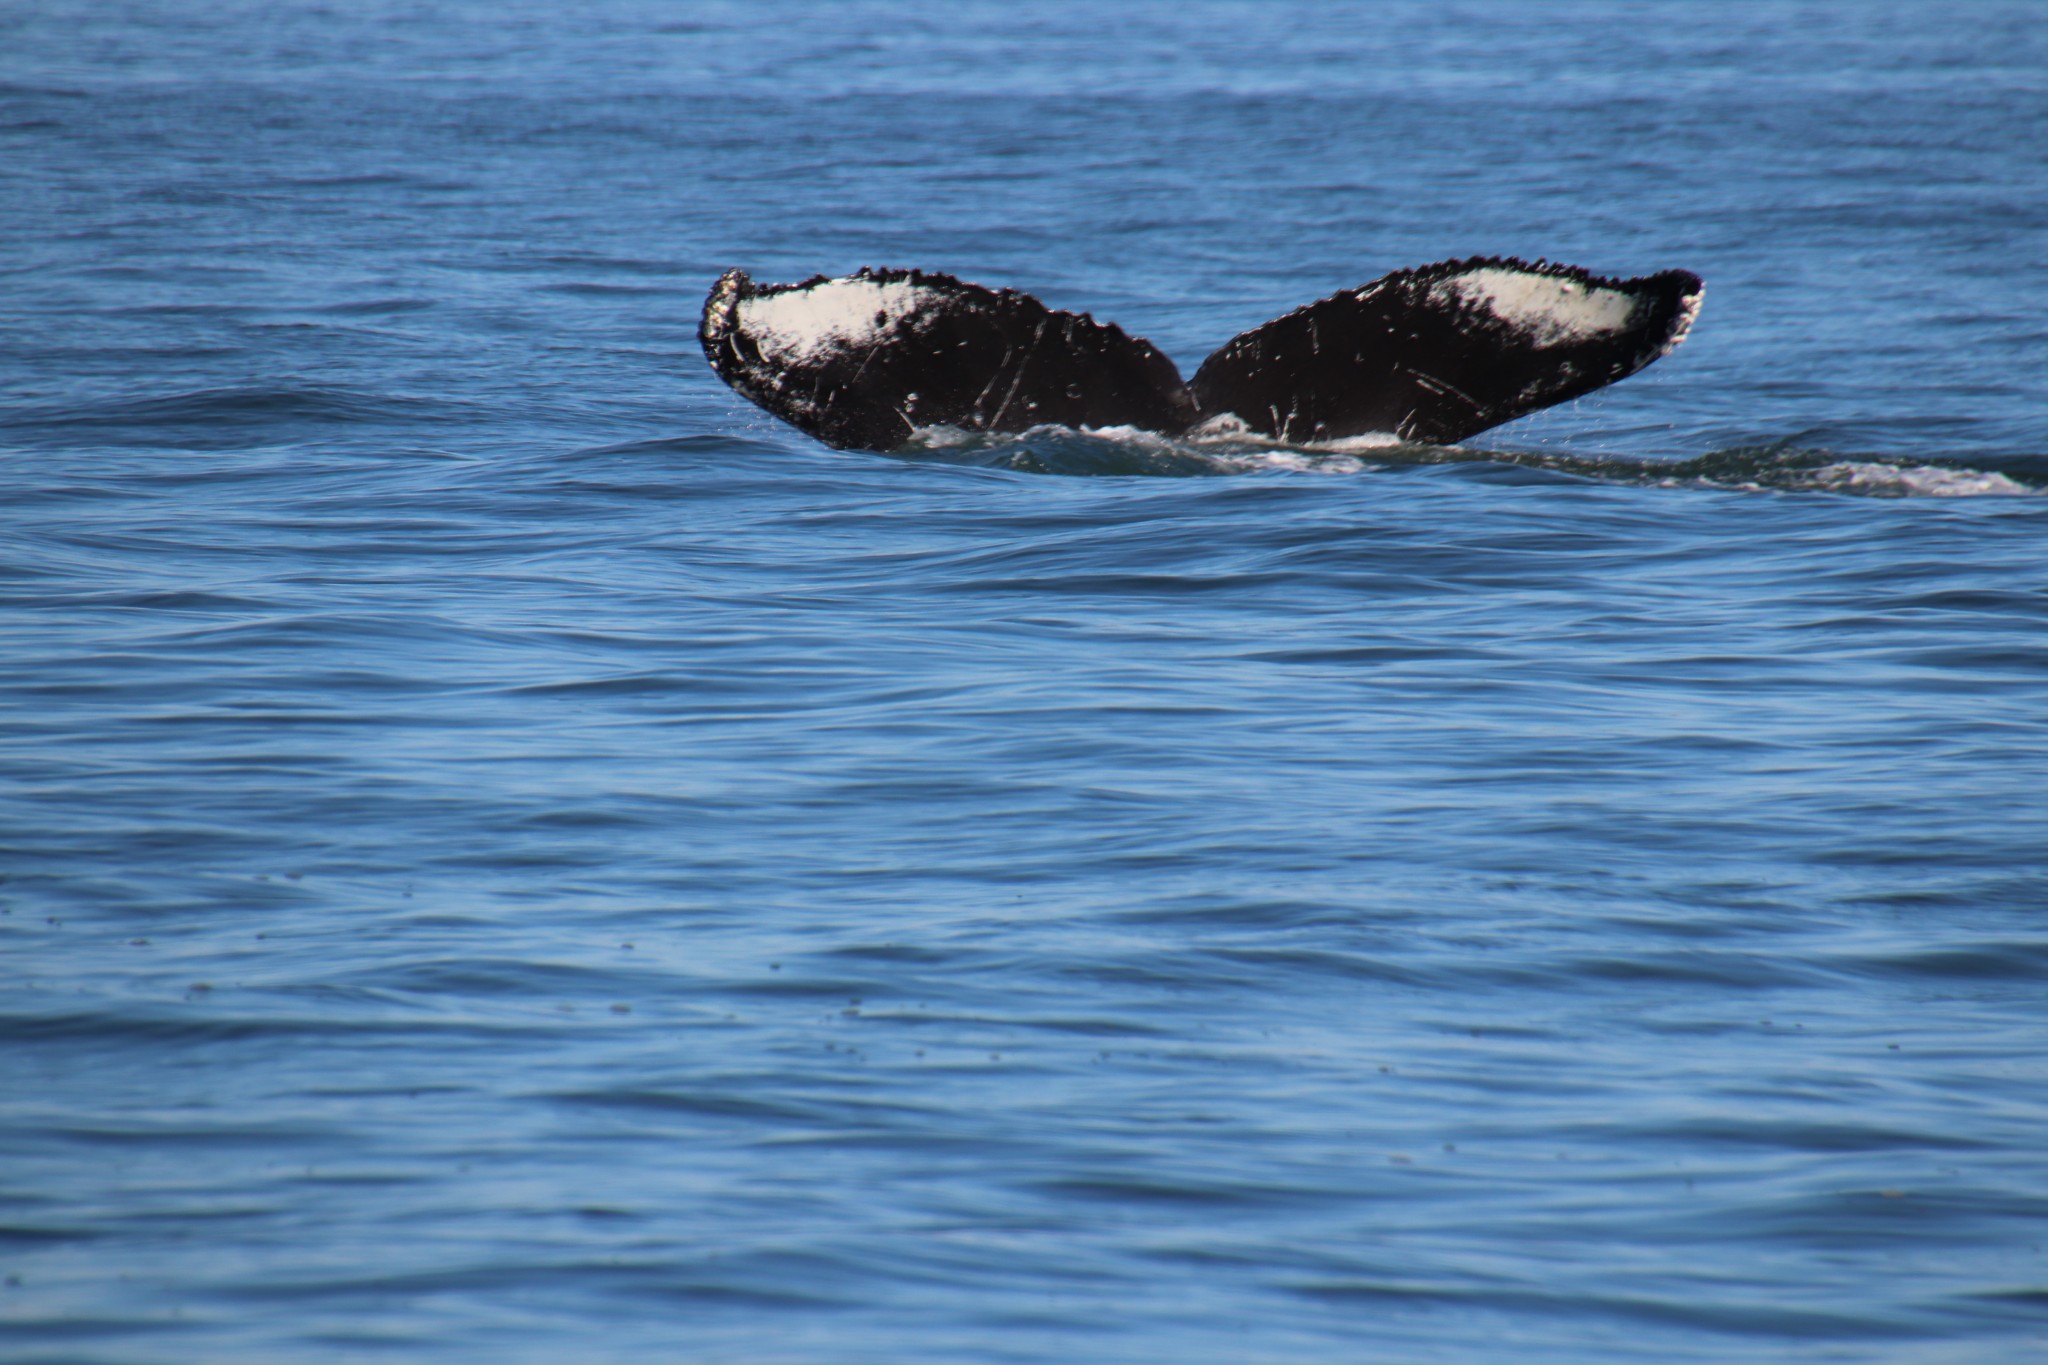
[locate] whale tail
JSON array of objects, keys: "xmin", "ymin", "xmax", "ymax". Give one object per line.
[{"xmin": 701, "ymin": 259, "xmax": 1702, "ymax": 452}]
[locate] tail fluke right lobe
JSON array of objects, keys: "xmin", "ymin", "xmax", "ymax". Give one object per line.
[{"xmin": 1188, "ymin": 258, "xmax": 1703, "ymax": 447}]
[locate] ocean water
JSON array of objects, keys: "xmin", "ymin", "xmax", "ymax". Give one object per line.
[{"xmin": 4, "ymin": 2, "xmax": 2048, "ymax": 1360}]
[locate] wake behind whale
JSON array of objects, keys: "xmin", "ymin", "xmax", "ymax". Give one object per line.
[
  {"xmin": 887, "ymin": 424, "xmax": 2042, "ymax": 497},
  {"xmin": 700, "ymin": 258, "xmax": 1703, "ymax": 453}
]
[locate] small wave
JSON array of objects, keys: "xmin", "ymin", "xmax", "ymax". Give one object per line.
[
  {"xmin": 0, "ymin": 385, "xmax": 470, "ymax": 448},
  {"xmin": 538, "ymin": 281, "xmax": 688, "ymax": 298},
  {"xmin": 318, "ymin": 297, "xmax": 438, "ymax": 317},
  {"xmin": 896, "ymin": 425, "xmax": 2046, "ymax": 497},
  {"xmin": 561, "ymin": 433, "xmax": 792, "ymax": 462}
]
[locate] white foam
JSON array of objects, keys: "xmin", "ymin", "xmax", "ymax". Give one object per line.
[
  {"xmin": 1181, "ymin": 413, "xmax": 1402, "ymax": 452},
  {"xmin": 907, "ymin": 423, "xmax": 975, "ymax": 448},
  {"xmin": 738, "ymin": 276, "xmax": 931, "ymax": 366},
  {"xmin": 1183, "ymin": 412, "xmax": 1261, "ymax": 442},
  {"xmin": 1804, "ymin": 462, "xmax": 2035, "ymax": 498},
  {"xmin": 1083, "ymin": 423, "xmax": 1207, "ymax": 452},
  {"xmin": 1305, "ymin": 431, "xmax": 1405, "ymax": 453},
  {"xmin": 904, "ymin": 421, "xmax": 1375, "ymax": 476},
  {"xmin": 1212, "ymin": 449, "xmax": 1372, "ymax": 475},
  {"xmin": 1429, "ymin": 267, "xmax": 1639, "ymax": 348}
]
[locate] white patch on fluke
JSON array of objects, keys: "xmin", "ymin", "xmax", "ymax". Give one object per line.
[
  {"xmin": 738, "ymin": 277, "xmax": 933, "ymax": 366},
  {"xmin": 1430, "ymin": 268, "xmax": 1639, "ymax": 348},
  {"xmin": 1662, "ymin": 284, "xmax": 1704, "ymax": 356}
]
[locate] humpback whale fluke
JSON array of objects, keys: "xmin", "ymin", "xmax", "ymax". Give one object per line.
[{"xmin": 701, "ymin": 259, "xmax": 1702, "ymax": 453}]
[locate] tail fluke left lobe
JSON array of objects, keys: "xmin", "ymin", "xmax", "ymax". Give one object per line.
[{"xmin": 700, "ymin": 267, "xmax": 1194, "ymax": 451}]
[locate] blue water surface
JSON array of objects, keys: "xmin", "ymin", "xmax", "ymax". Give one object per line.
[{"xmin": 4, "ymin": 2, "xmax": 2048, "ymax": 1361}]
